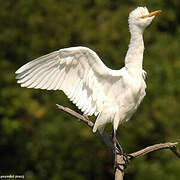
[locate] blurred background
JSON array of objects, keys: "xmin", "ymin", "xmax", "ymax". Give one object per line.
[{"xmin": 0, "ymin": 0, "xmax": 180, "ymax": 179}]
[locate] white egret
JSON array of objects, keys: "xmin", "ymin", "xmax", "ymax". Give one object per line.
[{"xmin": 16, "ymin": 7, "xmax": 161, "ymax": 166}]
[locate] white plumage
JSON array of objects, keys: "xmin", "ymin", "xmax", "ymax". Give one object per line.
[{"xmin": 16, "ymin": 7, "xmax": 161, "ymax": 134}]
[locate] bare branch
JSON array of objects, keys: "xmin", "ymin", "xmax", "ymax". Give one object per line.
[
  {"xmin": 56, "ymin": 104, "xmax": 94, "ymax": 127},
  {"xmin": 56, "ymin": 104, "xmax": 114, "ymax": 150},
  {"xmin": 129, "ymin": 142, "xmax": 179, "ymax": 159}
]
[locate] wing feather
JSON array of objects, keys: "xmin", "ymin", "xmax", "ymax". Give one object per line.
[{"xmin": 16, "ymin": 46, "xmax": 123, "ymax": 116}]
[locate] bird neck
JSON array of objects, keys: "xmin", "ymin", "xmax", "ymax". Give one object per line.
[{"xmin": 125, "ymin": 26, "xmax": 144, "ymax": 75}]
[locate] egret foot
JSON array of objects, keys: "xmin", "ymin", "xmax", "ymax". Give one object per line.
[
  {"xmin": 116, "ymin": 140, "xmax": 134, "ymax": 169},
  {"xmin": 112, "ymin": 131, "xmax": 131, "ymax": 172},
  {"xmin": 113, "ymin": 148, "xmax": 129, "ymax": 171},
  {"xmin": 112, "ymin": 130, "xmax": 124, "ymax": 173}
]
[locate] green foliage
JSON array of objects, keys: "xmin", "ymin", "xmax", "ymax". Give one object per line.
[{"xmin": 0, "ymin": 0, "xmax": 179, "ymax": 179}]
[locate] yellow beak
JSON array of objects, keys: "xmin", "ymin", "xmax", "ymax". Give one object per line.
[{"xmin": 142, "ymin": 10, "xmax": 162, "ymax": 18}]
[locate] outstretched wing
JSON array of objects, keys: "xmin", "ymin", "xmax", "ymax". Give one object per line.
[{"xmin": 16, "ymin": 46, "xmax": 122, "ymax": 116}]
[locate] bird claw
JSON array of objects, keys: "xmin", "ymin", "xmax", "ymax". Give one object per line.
[
  {"xmin": 114, "ymin": 161, "xmax": 124, "ymax": 172},
  {"xmin": 115, "ymin": 150, "xmax": 130, "ymax": 169},
  {"xmin": 112, "ymin": 131, "xmax": 131, "ymax": 172},
  {"xmin": 114, "ymin": 141, "xmax": 132, "ymax": 169},
  {"xmin": 113, "ymin": 153, "xmax": 131, "ymax": 172}
]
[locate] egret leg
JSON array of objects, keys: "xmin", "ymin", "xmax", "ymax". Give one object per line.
[
  {"xmin": 112, "ymin": 130, "xmax": 131, "ymax": 171},
  {"xmin": 115, "ymin": 138, "xmax": 123, "ymax": 154},
  {"xmin": 112, "ymin": 130, "xmax": 123, "ymax": 154},
  {"xmin": 112, "ymin": 130, "xmax": 118, "ymax": 171},
  {"xmin": 112, "ymin": 130, "xmax": 125, "ymax": 172}
]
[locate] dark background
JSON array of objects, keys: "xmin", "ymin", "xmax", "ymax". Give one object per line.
[{"xmin": 0, "ymin": 0, "xmax": 180, "ymax": 179}]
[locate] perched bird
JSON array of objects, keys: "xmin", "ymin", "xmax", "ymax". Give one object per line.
[{"xmin": 16, "ymin": 7, "xmax": 161, "ymax": 164}]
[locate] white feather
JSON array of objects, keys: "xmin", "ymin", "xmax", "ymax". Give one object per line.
[{"xmin": 15, "ymin": 7, "xmax": 159, "ymax": 133}]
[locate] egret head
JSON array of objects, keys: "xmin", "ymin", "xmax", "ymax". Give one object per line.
[{"xmin": 129, "ymin": 7, "xmax": 161, "ymax": 33}]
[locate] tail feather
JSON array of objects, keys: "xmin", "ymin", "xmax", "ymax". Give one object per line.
[
  {"xmin": 93, "ymin": 111, "xmax": 112, "ymax": 133},
  {"xmin": 93, "ymin": 105, "xmax": 119, "ymax": 133}
]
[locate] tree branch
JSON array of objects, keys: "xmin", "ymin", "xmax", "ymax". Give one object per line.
[
  {"xmin": 130, "ymin": 142, "xmax": 179, "ymax": 159},
  {"xmin": 56, "ymin": 104, "xmax": 180, "ymax": 180},
  {"xmin": 56, "ymin": 104, "xmax": 114, "ymax": 150}
]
